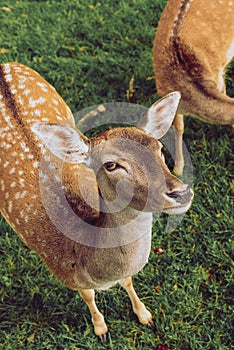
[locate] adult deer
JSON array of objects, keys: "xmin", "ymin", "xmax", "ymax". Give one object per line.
[
  {"xmin": 154, "ymin": 0, "xmax": 234, "ymax": 175},
  {"xmin": 0, "ymin": 62, "xmax": 193, "ymax": 340}
]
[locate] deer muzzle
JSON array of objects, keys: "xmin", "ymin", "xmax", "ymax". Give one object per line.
[{"xmin": 162, "ymin": 185, "xmax": 194, "ymax": 214}]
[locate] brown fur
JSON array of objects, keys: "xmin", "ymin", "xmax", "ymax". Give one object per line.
[
  {"xmin": 0, "ymin": 63, "xmax": 193, "ymax": 338},
  {"xmin": 154, "ymin": 0, "xmax": 234, "ymax": 124},
  {"xmin": 153, "ymin": 0, "xmax": 234, "ymax": 174}
]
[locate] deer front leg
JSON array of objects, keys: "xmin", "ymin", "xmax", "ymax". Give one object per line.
[
  {"xmin": 78, "ymin": 289, "xmax": 108, "ymax": 341},
  {"xmin": 173, "ymin": 113, "xmax": 184, "ymax": 175},
  {"xmin": 119, "ymin": 277, "xmax": 154, "ymax": 328}
]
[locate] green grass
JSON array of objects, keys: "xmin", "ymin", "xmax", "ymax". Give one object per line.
[{"xmin": 0, "ymin": 1, "xmax": 233, "ymax": 349}]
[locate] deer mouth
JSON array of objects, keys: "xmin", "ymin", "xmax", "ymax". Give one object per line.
[{"xmin": 162, "ymin": 186, "xmax": 194, "ymax": 215}]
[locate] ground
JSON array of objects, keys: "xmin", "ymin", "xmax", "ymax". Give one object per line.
[{"xmin": 0, "ymin": 1, "xmax": 233, "ymax": 349}]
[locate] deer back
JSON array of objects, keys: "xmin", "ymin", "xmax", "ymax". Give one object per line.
[
  {"xmin": 0, "ymin": 63, "xmax": 100, "ymax": 287},
  {"xmin": 153, "ymin": 0, "xmax": 234, "ymax": 124}
]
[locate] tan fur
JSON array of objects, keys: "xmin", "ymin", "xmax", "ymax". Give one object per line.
[
  {"xmin": 154, "ymin": 0, "xmax": 234, "ymax": 174},
  {"xmin": 0, "ymin": 62, "xmax": 193, "ymax": 339}
]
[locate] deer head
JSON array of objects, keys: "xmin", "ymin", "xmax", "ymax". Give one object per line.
[{"xmin": 31, "ymin": 91, "xmax": 193, "ymax": 221}]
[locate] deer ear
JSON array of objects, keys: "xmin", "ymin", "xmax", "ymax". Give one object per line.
[
  {"xmin": 138, "ymin": 92, "xmax": 181, "ymax": 139},
  {"xmin": 32, "ymin": 123, "xmax": 100, "ymax": 220},
  {"xmin": 31, "ymin": 123, "xmax": 90, "ymax": 165}
]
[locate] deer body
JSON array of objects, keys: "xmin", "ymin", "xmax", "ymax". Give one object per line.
[
  {"xmin": 0, "ymin": 62, "xmax": 193, "ymax": 339},
  {"xmin": 154, "ymin": 0, "xmax": 234, "ymax": 174}
]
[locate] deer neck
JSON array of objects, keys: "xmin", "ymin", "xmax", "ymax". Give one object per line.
[{"xmin": 94, "ymin": 202, "xmax": 153, "ymax": 248}]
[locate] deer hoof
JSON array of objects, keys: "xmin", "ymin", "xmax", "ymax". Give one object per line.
[
  {"xmin": 99, "ymin": 333, "xmax": 107, "ymax": 343},
  {"xmin": 147, "ymin": 319, "xmax": 156, "ymax": 331}
]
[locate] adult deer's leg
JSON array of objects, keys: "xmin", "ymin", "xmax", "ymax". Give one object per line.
[
  {"xmin": 173, "ymin": 113, "xmax": 184, "ymax": 175},
  {"xmin": 78, "ymin": 289, "xmax": 108, "ymax": 341},
  {"xmin": 119, "ymin": 277, "xmax": 153, "ymax": 327}
]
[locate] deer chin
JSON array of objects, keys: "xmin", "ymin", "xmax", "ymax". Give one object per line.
[{"xmin": 162, "ymin": 201, "xmax": 193, "ymax": 215}]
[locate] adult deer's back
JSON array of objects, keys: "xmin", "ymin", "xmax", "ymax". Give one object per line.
[
  {"xmin": 153, "ymin": 0, "xmax": 234, "ymax": 174},
  {"xmin": 0, "ymin": 62, "xmax": 99, "ymax": 282}
]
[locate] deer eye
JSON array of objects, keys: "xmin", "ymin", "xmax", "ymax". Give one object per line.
[{"xmin": 104, "ymin": 162, "xmax": 118, "ymax": 172}]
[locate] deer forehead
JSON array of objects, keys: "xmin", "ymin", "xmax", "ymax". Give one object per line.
[{"xmin": 90, "ymin": 127, "xmax": 162, "ymax": 162}]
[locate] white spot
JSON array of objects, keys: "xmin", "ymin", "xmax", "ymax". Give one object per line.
[
  {"xmin": 29, "ymin": 97, "xmax": 46, "ymax": 108},
  {"xmin": 33, "ymin": 161, "xmax": 39, "ymax": 168},
  {"xmin": 24, "ymin": 216, "xmax": 30, "ymax": 223},
  {"xmin": 9, "ymin": 168, "xmax": 15, "ymax": 174},
  {"xmin": 21, "ymin": 190, "xmax": 28, "ymax": 198},
  {"xmin": 52, "ymin": 98, "xmax": 59, "ymax": 105},
  {"xmin": 16, "ymin": 97, "xmax": 24, "ymax": 105},
  {"xmin": 0, "ymin": 179, "xmax": 5, "ymax": 191},
  {"xmin": 14, "ymin": 66, "xmax": 22, "ymax": 73},
  {"xmin": 4, "ymin": 64, "xmax": 11, "ymax": 74},
  {"xmin": 20, "ymin": 210, "xmax": 25, "ymax": 218},
  {"xmin": 19, "ymin": 178, "xmax": 25, "ymax": 186},
  {"xmin": 8, "ymin": 201, "xmax": 13, "ymax": 213},
  {"xmin": 33, "ymin": 110, "xmax": 41, "ymax": 117},
  {"xmin": 26, "ymin": 203, "xmax": 34, "ymax": 212},
  {"xmin": 4, "ymin": 115, "xmax": 12, "ymax": 124},
  {"xmin": 19, "ymin": 75, "xmax": 26, "ymax": 83},
  {"xmin": 5, "ymin": 74, "xmax": 12, "ymax": 82},
  {"xmin": 20, "ymin": 141, "xmax": 30, "ymax": 152},
  {"xmin": 11, "ymin": 182, "xmax": 17, "ymax": 188},
  {"xmin": 3, "ymin": 161, "xmax": 10, "ymax": 168},
  {"xmin": 55, "ymin": 175, "xmax": 61, "ymax": 183},
  {"xmin": 171, "ymin": 0, "xmax": 193, "ymax": 39},
  {"xmin": 36, "ymin": 82, "xmax": 48, "ymax": 92},
  {"xmin": 15, "ymin": 191, "xmax": 28, "ymax": 200},
  {"xmin": 11, "ymin": 88, "xmax": 17, "ymax": 94},
  {"xmin": 23, "ymin": 90, "xmax": 30, "ymax": 96},
  {"xmin": 7, "ymin": 134, "xmax": 13, "ymax": 142}
]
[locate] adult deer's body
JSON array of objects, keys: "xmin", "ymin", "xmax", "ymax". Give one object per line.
[
  {"xmin": 0, "ymin": 62, "xmax": 193, "ymax": 340},
  {"xmin": 154, "ymin": 0, "xmax": 234, "ymax": 174}
]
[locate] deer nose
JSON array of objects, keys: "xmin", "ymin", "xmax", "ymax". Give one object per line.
[{"xmin": 166, "ymin": 185, "xmax": 194, "ymax": 205}]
